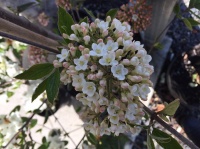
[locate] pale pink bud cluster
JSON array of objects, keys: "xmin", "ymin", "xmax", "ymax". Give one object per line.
[
  {"xmin": 28, "ymin": 46, "xmax": 47, "ymax": 65},
  {"xmin": 56, "ymin": 17, "xmax": 154, "ymax": 137}
]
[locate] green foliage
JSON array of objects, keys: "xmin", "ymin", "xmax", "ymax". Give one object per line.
[
  {"xmin": 30, "ymin": 119, "xmax": 38, "ymax": 128},
  {"xmin": 87, "ymin": 133, "xmax": 98, "ymax": 145},
  {"xmin": 106, "ymin": 9, "xmax": 118, "ymax": 20},
  {"xmin": 187, "ymin": 18, "xmax": 200, "ymax": 26},
  {"xmin": 32, "ymin": 79, "xmax": 47, "ymax": 101},
  {"xmin": 84, "ymin": 8, "xmax": 96, "ymax": 20},
  {"xmin": 38, "ymin": 137, "xmax": 50, "ymax": 149},
  {"xmin": 152, "ymin": 128, "xmax": 183, "ymax": 149},
  {"xmin": 96, "ymin": 134, "xmax": 129, "ymax": 149},
  {"xmin": 79, "ymin": 17, "xmax": 89, "ymax": 24},
  {"xmin": 46, "ymin": 69, "xmax": 60, "ymax": 104},
  {"xmin": 58, "ymin": 6, "xmax": 74, "ymax": 35},
  {"xmin": 9, "ymin": 105, "xmax": 21, "ymax": 114},
  {"xmin": 183, "ymin": 18, "xmax": 193, "ymax": 30},
  {"xmin": 147, "ymin": 135, "xmax": 155, "ymax": 149},
  {"xmin": 189, "ymin": 0, "xmax": 200, "ymax": 9},
  {"xmin": 159, "ymin": 99, "xmax": 180, "ymax": 116},
  {"xmin": 15, "ymin": 63, "xmax": 54, "ymax": 80},
  {"xmin": 6, "ymin": 91, "xmax": 14, "ymax": 98},
  {"xmin": 173, "ymin": 3, "xmax": 181, "ymax": 15}
]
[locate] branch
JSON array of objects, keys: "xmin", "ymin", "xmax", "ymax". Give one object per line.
[
  {"xmin": 2, "ymin": 100, "xmax": 46, "ymax": 149},
  {"xmin": 143, "ymin": 105, "xmax": 200, "ymax": 149},
  {"xmin": 0, "ymin": 7, "xmax": 63, "ymax": 41},
  {"xmin": 0, "ymin": 18, "xmax": 60, "ymax": 54}
]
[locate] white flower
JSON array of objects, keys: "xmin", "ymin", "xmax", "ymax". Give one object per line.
[
  {"xmin": 109, "ymin": 116, "xmax": 119, "ymax": 124},
  {"xmin": 140, "ymin": 54, "xmax": 152, "ymax": 64},
  {"xmin": 56, "ymin": 49, "xmax": 69, "ymax": 62},
  {"xmin": 97, "ymin": 20, "xmax": 109, "ymax": 32},
  {"xmin": 139, "ymin": 84, "xmax": 150, "ymax": 99},
  {"xmin": 89, "ymin": 42, "xmax": 106, "ymax": 57},
  {"xmin": 105, "ymin": 40, "xmax": 118, "ymax": 52},
  {"xmin": 130, "ymin": 56, "xmax": 140, "ymax": 66},
  {"xmin": 107, "ymin": 104, "xmax": 120, "ymax": 116},
  {"xmin": 87, "ymin": 92, "xmax": 99, "ymax": 102},
  {"xmin": 132, "ymin": 14, "xmax": 138, "ymax": 21},
  {"xmin": 129, "ymin": 84, "xmax": 140, "ymax": 96},
  {"xmin": 111, "ymin": 64, "xmax": 128, "ymax": 80},
  {"xmin": 98, "ymin": 97, "xmax": 109, "ymax": 105},
  {"xmin": 72, "ymin": 73, "xmax": 86, "ymax": 88},
  {"xmin": 99, "ymin": 52, "xmax": 118, "ymax": 66},
  {"xmin": 125, "ymin": 110, "xmax": 136, "ymax": 121},
  {"xmin": 112, "ymin": 19, "xmax": 126, "ymax": 32},
  {"xmin": 74, "ymin": 56, "xmax": 88, "ymax": 71},
  {"xmin": 69, "ymin": 34, "xmax": 79, "ymax": 42},
  {"xmin": 82, "ymin": 82, "xmax": 96, "ymax": 97}
]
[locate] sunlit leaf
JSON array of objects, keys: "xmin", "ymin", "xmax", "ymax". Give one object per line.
[
  {"xmin": 147, "ymin": 135, "xmax": 155, "ymax": 149},
  {"xmin": 15, "ymin": 63, "xmax": 54, "ymax": 80},
  {"xmin": 159, "ymin": 99, "xmax": 180, "ymax": 116},
  {"xmin": 84, "ymin": 8, "xmax": 96, "ymax": 20},
  {"xmin": 30, "ymin": 119, "xmax": 37, "ymax": 128}
]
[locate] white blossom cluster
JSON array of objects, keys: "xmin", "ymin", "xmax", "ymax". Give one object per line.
[
  {"xmin": 54, "ymin": 17, "xmax": 154, "ymax": 136},
  {"xmin": 0, "ymin": 112, "xmax": 23, "ymax": 149},
  {"xmin": 47, "ymin": 129, "xmax": 65, "ymax": 149}
]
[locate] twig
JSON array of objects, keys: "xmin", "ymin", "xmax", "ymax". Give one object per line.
[
  {"xmin": 2, "ymin": 100, "xmax": 46, "ymax": 149},
  {"xmin": 75, "ymin": 134, "xmax": 85, "ymax": 149},
  {"xmin": 0, "ymin": 7, "xmax": 63, "ymax": 41},
  {"xmin": 46, "ymin": 105, "xmax": 77, "ymax": 147},
  {"xmin": 0, "ymin": 18, "xmax": 60, "ymax": 54},
  {"xmin": 143, "ymin": 105, "xmax": 200, "ymax": 149}
]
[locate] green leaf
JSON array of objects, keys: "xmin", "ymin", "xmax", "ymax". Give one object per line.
[
  {"xmin": 32, "ymin": 79, "xmax": 47, "ymax": 101},
  {"xmin": 87, "ymin": 133, "xmax": 98, "ymax": 145},
  {"xmin": 183, "ymin": 18, "xmax": 193, "ymax": 30},
  {"xmin": 84, "ymin": 8, "xmax": 96, "ymax": 20},
  {"xmin": 58, "ymin": 6, "xmax": 74, "ymax": 35},
  {"xmin": 152, "ymin": 128, "xmax": 183, "ymax": 149},
  {"xmin": 173, "ymin": 3, "xmax": 180, "ymax": 15},
  {"xmin": 6, "ymin": 91, "xmax": 14, "ymax": 98},
  {"xmin": 79, "ymin": 17, "xmax": 89, "ymax": 24},
  {"xmin": 147, "ymin": 135, "xmax": 155, "ymax": 149},
  {"xmin": 189, "ymin": 0, "xmax": 200, "ymax": 9},
  {"xmin": 106, "ymin": 8, "xmax": 118, "ymax": 20},
  {"xmin": 187, "ymin": 18, "xmax": 200, "ymax": 26},
  {"xmin": 159, "ymin": 114, "xmax": 169, "ymax": 122},
  {"xmin": 46, "ymin": 68, "xmax": 60, "ymax": 104},
  {"xmin": 17, "ymin": 2, "xmax": 35, "ymax": 13},
  {"xmin": 159, "ymin": 99, "xmax": 180, "ymax": 116},
  {"xmin": 30, "ymin": 119, "xmax": 37, "ymax": 128},
  {"xmin": 9, "ymin": 105, "xmax": 21, "ymax": 115},
  {"xmin": 15, "ymin": 63, "xmax": 54, "ymax": 80}
]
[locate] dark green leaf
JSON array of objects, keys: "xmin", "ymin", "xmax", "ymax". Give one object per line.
[
  {"xmin": 151, "ymin": 135, "xmax": 170, "ymax": 142},
  {"xmin": 17, "ymin": 2, "xmax": 35, "ymax": 13},
  {"xmin": 87, "ymin": 133, "xmax": 98, "ymax": 145},
  {"xmin": 46, "ymin": 69, "xmax": 60, "ymax": 104},
  {"xmin": 9, "ymin": 105, "xmax": 21, "ymax": 115},
  {"xmin": 21, "ymin": 117, "xmax": 29, "ymax": 123},
  {"xmin": 32, "ymin": 79, "xmax": 47, "ymax": 101},
  {"xmin": 189, "ymin": 0, "xmax": 200, "ymax": 9},
  {"xmin": 84, "ymin": 8, "xmax": 96, "ymax": 20},
  {"xmin": 58, "ymin": 6, "xmax": 74, "ymax": 35},
  {"xmin": 106, "ymin": 8, "xmax": 118, "ymax": 20},
  {"xmin": 30, "ymin": 119, "xmax": 37, "ymax": 128},
  {"xmin": 152, "ymin": 128, "xmax": 183, "ymax": 149},
  {"xmin": 183, "ymin": 18, "xmax": 193, "ymax": 30},
  {"xmin": 159, "ymin": 114, "xmax": 169, "ymax": 122},
  {"xmin": 15, "ymin": 63, "xmax": 54, "ymax": 80},
  {"xmin": 79, "ymin": 17, "xmax": 89, "ymax": 24},
  {"xmin": 147, "ymin": 135, "xmax": 155, "ymax": 149},
  {"xmin": 187, "ymin": 18, "xmax": 200, "ymax": 26},
  {"xmin": 6, "ymin": 91, "xmax": 14, "ymax": 98},
  {"xmin": 36, "ymin": 129, "xmax": 42, "ymax": 133},
  {"xmin": 173, "ymin": 3, "xmax": 180, "ymax": 15},
  {"xmin": 159, "ymin": 99, "xmax": 180, "ymax": 116}
]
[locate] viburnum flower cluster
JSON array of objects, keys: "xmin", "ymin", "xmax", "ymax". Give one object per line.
[
  {"xmin": 28, "ymin": 46, "xmax": 47, "ymax": 65},
  {"xmin": 116, "ymin": 0, "xmax": 152, "ymax": 33},
  {"xmin": 0, "ymin": 112, "xmax": 23, "ymax": 149},
  {"xmin": 54, "ymin": 16, "xmax": 154, "ymax": 136}
]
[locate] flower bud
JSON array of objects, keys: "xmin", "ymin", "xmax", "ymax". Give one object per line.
[
  {"xmin": 97, "ymin": 39, "xmax": 103, "ymax": 43},
  {"xmin": 63, "ymin": 62, "xmax": 69, "ymax": 68},
  {"xmin": 82, "ymin": 48, "xmax": 89, "ymax": 54},
  {"xmin": 106, "ymin": 16, "xmax": 111, "ymax": 22},
  {"xmin": 100, "ymin": 79, "xmax": 106, "ymax": 87},
  {"xmin": 116, "ymin": 49, "xmax": 123, "ymax": 57},
  {"xmin": 83, "ymin": 35, "xmax": 90, "ymax": 45},
  {"xmin": 121, "ymin": 82, "xmax": 130, "ymax": 89},
  {"xmin": 53, "ymin": 60, "xmax": 62, "ymax": 68},
  {"xmin": 79, "ymin": 45, "xmax": 85, "ymax": 51},
  {"xmin": 102, "ymin": 30, "xmax": 108, "ymax": 37},
  {"xmin": 122, "ymin": 59, "xmax": 130, "ymax": 65},
  {"xmin": 62, "ymin": 33, "xmax": 68, "ymax": 39}
]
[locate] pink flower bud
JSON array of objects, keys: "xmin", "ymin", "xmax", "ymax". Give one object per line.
[
  {"xmin": 90, "ymin": 65, "xmax": 97, "ymax": 72},
  {"xmin": 100, "ymin": 79, "xmax": 106, "ymax": 87},
  {"xmin": 90, "ymin": 22, "xmax": 96, "ymax": 29},
  {"xmin": 121, "ymin": 82, "xmax": 130, "ymax": 89},
  {"xmin": 53, "ymin": 60, "xmax": 62, "ymax": 68},
  {"xmin": 78, "ymin": 45, "xmax": 85, "ymax": 51},
  {"xmin": 99, "ymin": 88, "xmax": 105, "ymax": 96},
  {"xmin": 63, "ymin": 62, "xmax": 69, "ymax": 68},
  {"xmin": 83, "ymin": 35, "xmax": 90, "ymax": 45},
  {"xmin": 102, "ymin": 30, "xmax": 108, "ymax": 37},
  {"xmin": 96, "ymin": 70, "xmax": 103, "ymax": 79},
  {"xmin": 100, "ymin": 106, "xmax": 106, "ymax": 113},
  {"xmin": 68, "ymin": 65, "xmax": 75, "ymax": 70},
  {"xmin": 122, "ymin": 59, "xmax": 130, "ymax": 65},
  {"xmin": 84, "ymin": 54, "xmax": 90, "ymax": 60},
  {"xmin": 97, "ymin": 39, "xmax": 103, "ymax": 43},
  {"xmin": 107, "ymin": 37, "xmax": 113, "ymax": 41},
  {"xmin": 70, "ymin": 49, "xmax": 76, "ymax": 56}
]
